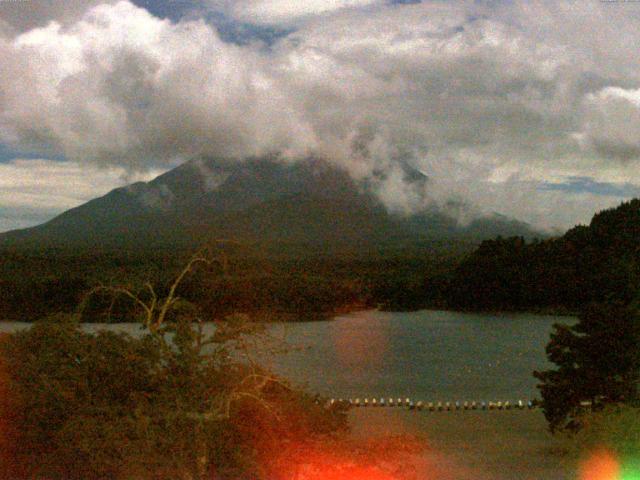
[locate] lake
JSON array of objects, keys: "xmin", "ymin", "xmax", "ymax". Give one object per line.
[
  {"xmin": 0, "ymin": 309, "xmax": 569, "ymax": 402},
  {"xmin": 0, "ymin": 309, "xmax": 575, "ymax": 479}
]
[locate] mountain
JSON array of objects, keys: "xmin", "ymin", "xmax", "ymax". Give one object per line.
[{"xmin": 0, "ymin": 157, "xmax": 539, "ymax": 253}]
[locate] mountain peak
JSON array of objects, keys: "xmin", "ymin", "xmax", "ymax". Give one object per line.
[{"xmin": 0, "ymin": 157, "xmax": 538, "ymax": 251}]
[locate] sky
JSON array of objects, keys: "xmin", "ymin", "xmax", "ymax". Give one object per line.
[{"xmin": 1, "ymin": 0, "xmax": 640, "ymax": 233}]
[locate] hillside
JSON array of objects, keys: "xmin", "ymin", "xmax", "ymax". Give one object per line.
[
  {"xmin": 0, "ymin": 157, "xmax": 538, "ymax": 253},
  {"xmin": 443, "ymin": 199, "xmax": 640, "ymax": 312}
]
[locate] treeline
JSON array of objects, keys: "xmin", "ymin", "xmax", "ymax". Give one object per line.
[
  {"xmin": 0, "ymin": 244, "xmax": 462, "ymax": 322},
  {"xmin": 2, "ymin": 199, "xmax": 636, "ymax": 321},
  {"xmin": 444, "ymin": 199, "xmax": 640, "ymax": 313}
]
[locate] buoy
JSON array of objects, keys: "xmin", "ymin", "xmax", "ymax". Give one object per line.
[
  {"xmin": 445, "ymin": 402, "xmax": 451, "ymax": 411},
  {"xmin": 527, "ymin": 400, "xmax": 534, "ymax": 409},
  {"xmin": 380, "ymin": 398, "xmax": 386, "ymax": 407},
  {"xmin": 364, "ymin": 398, "xmax": 369, "ymax": 407},
  {"xmin": 405, "ymin": 398, "xmax": 411, "ymax": 407},
  {"xmin": 517, "ymin": 400, "xmax": 524, "ymax": 409},
  {"xmin": 455, "ymin": 401, "xmax": 461, "ymax": 410},
  {"xmin": 409, "ymin": 401, "xmax": 415, "ymax": 410},
  {"xmin": 397, "ymin": 398, "xmax": 403, "ymax": 406},
  {"xmin": 416, "ymin": 401, "xmax": 424, "ymax": 411},
  {"xmin": 497, "ymin": 401, "xmax": 503, "ymax": 410},
  {"xmin": 504, "ymin": 401, "xmax": 511, "ymax": 410},
  {"xmin": 437, "ymin": 401, "xmax": 443, "ymax": 411},
  {"xmin": 354, "ymin": 398, "xmax": 361, "ymax": 407},
  {"xmin": 471, "ymin": 401, "xmax": 478, "ymax": 410},
  {"xmin": 463, "ymin": 401, "xmax": 469, "ymax": 410},
  {"xmin": 428, "ymin": 402, "xmax": 435, "ymax": 411},
  {"xmin": 481, "ymin": 401, "xmax": 487, "ymax": 410},
  {"xmin": 372, "ymin": 398, "xmax": 378, "ymax": 407},
  {"xmin": 388, "ymin": 398, "xmax": 395, "ymax": 407}
]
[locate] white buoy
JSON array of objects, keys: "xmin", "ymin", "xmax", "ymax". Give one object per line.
[
  {"xmin": 388, "ymin": 398, "xmax": 395, "ymax": 407},
  {"xmin": 428, "ymin": 402, "xmax": 435, "ymax": 411},
  {"xmin": 505, "ymin": 401, "xmax": 511, "ymax": 410},
  {"xmin": 405, "ymin": 398, "xmax": 411, "ymax": 407},
  {"xmin": 372, "ymin": 398, "xmax": 378, "ymax": 407},
  {"xmin": 416, "ymin": 401, "xmax": 424, "ymax": 411},
  {"xmin": 380, "ymin": 398, "xmax": 386, "ymax": 407},
  {"xmin": 463, "ymin": 401, "xmax": 469, "ymax": 410},
  {"xmin": 364, "ymin": 398, "xmax": 369, "ymax": 407},
  {"xmin": 355, "ymin": 398, "xmax": 361, "ymax": 407},
  {"xmin": 497, "ymin": 401, "xmax": 503, "ymax": 410},
  {"xmin": 437, "ymin": 401, "xmax": 443, "ymax": 411},
  {"xmin": 445, "ymin": 402, "xmax": 451, "ymax": 411},
  {"xmin": 517, "ymin": 400, "xmax": 524, "ymax": 410},
  {"xmin": 455, "ymin": 401, "xmax": 461, "ymax": 410},
  {"xmin": 471, "ymin": 401, "xmax": 478, "ymax": 410}
]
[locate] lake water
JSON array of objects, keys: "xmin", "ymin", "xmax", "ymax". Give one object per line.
[{"xmin": 0, "ymin": 309, "xmax": 571, "ymax": 403}]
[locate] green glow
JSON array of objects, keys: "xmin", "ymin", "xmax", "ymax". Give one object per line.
[{"xmin": 621, "ymin": 459, "xmax": 640, "ymax": 480}]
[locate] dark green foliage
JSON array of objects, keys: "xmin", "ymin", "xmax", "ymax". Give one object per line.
[
  {"xmin": 534, "ymin": 302, "xmax": 640, "ymax": 432},
  {"xmin": 448, "ymin": 199, "xmax": 640, "ymax": 312},
  {"xmin": 0, "ymin": 316, "xmax": 347, "ymax": 479},
  {"xmin": 0, "ymin": 243, "xmax": 467, "ymax": 322}
]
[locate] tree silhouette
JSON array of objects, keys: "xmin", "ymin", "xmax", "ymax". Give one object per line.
[{"xmin": 534, "ymin": 301, "xmax": 640, "ymax": 432}]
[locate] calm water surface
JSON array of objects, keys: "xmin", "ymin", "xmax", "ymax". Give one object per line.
[{"xmin": 0, "ymin": 310, "xmax": 571, "ymax": 402}]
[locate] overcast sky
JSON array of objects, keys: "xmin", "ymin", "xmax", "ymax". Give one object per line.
[{"xmin": 1, "ymin": 0, "xmax": 639, "ymax": 233}]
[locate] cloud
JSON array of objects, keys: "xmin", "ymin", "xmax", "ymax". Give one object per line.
[
  {"xmin": 578, "ymin": 86, "xmax": 640, "ymax": 161},
  {"xmin": 206, "ymin": 0, "xmax": 383, "ymax": 25},
  {"xmin": 0, "ymin": 0, "xmax": 639, "ymax": 231},
  {"xmin": 0, "ymin": 0, "xmax": 116, "ymax": 33}
]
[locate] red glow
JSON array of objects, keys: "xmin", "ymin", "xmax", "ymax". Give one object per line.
[
  {"xmin": 300, "ymin": 465, "xmax": 396, "ymax": 480},
  {"xmin": 580, "ymin": 449, "xmax": 620, "ymax": 480},
  {"xmin": 293, "ymin": 455, "xmax": 398, "ymax": 480}
]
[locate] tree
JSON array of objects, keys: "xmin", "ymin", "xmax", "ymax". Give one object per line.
[
  {"xmin": 0, "ymin": 251, "xmax": 349, "ymax": 479},
  {"xmin": 534, "ymin": 301, "xmax": 640, "ymax": 432}
]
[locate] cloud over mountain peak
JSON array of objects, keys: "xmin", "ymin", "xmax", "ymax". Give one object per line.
[{"xmin": 1, "ymin": 0, "xmax": 639, "ymax": 231}]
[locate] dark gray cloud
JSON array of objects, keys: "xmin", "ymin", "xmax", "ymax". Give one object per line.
[{"xmin": 0, "ymin": 0, "xmax": 116, "ymax": 33}]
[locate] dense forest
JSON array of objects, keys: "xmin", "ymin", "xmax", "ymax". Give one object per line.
[
  {"xmin": 445, "ymin": 199, "xmax": 640, "ymax": 313},
  {"xmin": 0, "ymin": 199, "xmax": 638, "ymax": 322},
  {"xmin": 0, "ymin": 242, "xmax": 465, "ymax": 322}
]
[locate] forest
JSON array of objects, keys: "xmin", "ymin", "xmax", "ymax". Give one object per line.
[{"xmin": 0, "ymin": 199, "xmax": 638, "ymax": 322}]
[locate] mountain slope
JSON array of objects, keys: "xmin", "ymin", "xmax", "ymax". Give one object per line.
[{"xmin": 0, "ymin": 157, "xmax": 538, "ymax": 251}]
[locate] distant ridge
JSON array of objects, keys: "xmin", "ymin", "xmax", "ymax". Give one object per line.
[{"xmin": 0, "ymin": 157, "xmax": 539, "ymax": 252}]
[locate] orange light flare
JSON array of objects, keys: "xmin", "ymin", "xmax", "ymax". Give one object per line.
[
  {"xmin": 287, "ymin": 449, "xmax": 398, "ymax": 480},
  {"xmin": 579, "ymin": 448, "xmax": 621, "ymax": 480},
  {"xmin": 268, "ymin": 434, "xmax": 448, "ymax": 480}
]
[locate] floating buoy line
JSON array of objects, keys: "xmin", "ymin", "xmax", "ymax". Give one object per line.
[{"xmin": 324, "ymin": 397, "xmax": 545, "ymax": 411}]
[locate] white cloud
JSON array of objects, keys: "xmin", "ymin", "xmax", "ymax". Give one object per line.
[
  {"xmin": 207, "ymin": 0, "xmax": 382, "ymax": 25},
  {"xmin": 578, "ymin": 86, "xmax": 640, "ymax": 160},
  {"xmin": 0, "ymin": 0, "xmax": 640, "ymax": 231}
]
